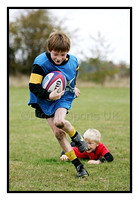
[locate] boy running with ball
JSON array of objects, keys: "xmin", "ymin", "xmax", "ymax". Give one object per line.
[{"xmin": 28, "ymin": 31, "xmax": 89, "ymax": 177}]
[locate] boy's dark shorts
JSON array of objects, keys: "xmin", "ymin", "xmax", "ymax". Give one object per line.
[
  {"xmin": 35, "ymin": 108, "xmax": 55, "ymax": 119},
  {"xmin": 31, "ymin": 104, "xmax": 54, "ymax": 119},
  {"xmin": 31, "ymin": 103, "xmax": 68, "ymax": 119}
]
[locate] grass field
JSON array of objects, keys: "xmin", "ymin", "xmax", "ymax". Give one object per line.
[{"xmin": 9, "ymin": 86, "xmax": 130, "ymax": 192}]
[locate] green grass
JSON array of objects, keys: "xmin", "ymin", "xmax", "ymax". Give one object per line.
[{"xmin": 9, "ymin": 87, "xmax": 130, "ymax": 192}]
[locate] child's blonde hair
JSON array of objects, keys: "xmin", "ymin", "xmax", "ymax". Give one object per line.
[
  {"xmin": 83, "ymin": 129, "xmax": 101, "ymax": 144},
  {"xmin": 47, "ymin": 31, "xmax": 70, "ymax": 52}
]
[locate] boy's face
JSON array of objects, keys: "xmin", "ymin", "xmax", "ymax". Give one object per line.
[
  {"xmin": 49, "ymin": 50, "xmax": 68, "ymax": 65},
  {"xmin": 85, "ymin": 139, "xmax": 99, "ymax": 153}
]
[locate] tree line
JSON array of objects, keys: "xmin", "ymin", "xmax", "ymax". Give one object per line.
[{"xmin": 9, "ymin": 9, "xmax": 130, "ymax": 84}]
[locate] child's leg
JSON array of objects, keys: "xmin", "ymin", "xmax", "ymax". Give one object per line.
[
  {"xmin": 47, "ymin": 117, "xmax": 72, "ymax": 153},
  {"xmin": 53, "ymin": 108, "xmax": 72, "ymax": 132},
  {"xmin": 47, "ymin": 117, "xmax": 89, "ymax": 177},
  {"xmin": 54, "ymin": 108, "xmax": 87, "ymax": 153}
]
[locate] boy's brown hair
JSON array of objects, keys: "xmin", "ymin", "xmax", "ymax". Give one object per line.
[{"xmin": 47, "ymin": 31, "xmax": 70, "ymax": 52}]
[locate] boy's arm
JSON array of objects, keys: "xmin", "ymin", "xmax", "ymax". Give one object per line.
[
  {"xmin": 75, "ymin": 87, "xmax": 80, "ymax": 98},
  {"xmin": 75, "ymin": 66, "xmax": 79, "ymax": 85},
  {"xmin": 75, "ymin": 66, "xmax": 80, "ymax": 98},
  {"xmin": 88, "ymin": 152, "xmax": 113, "ymax": 164},
  {"xmin": 99, "ymin": 152, "xmax": 114, "ymax": 163},
  {"xmin": 29, "ymin": 64, "xmax": 51, "ymax": 99}
]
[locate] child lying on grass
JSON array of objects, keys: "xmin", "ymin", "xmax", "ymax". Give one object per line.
[{"xmin": 60, "ymin": 129, "xmax": 114, "ymax": 164}]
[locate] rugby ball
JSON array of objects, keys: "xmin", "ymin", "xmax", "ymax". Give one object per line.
[{"xmin": 42, "ymin": 71, "xmax": 66, "ymax": 93}]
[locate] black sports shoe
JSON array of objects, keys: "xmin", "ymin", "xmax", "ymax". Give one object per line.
[
  {"xmin": 71, "ymin": 132, "xmax": 87, "ymax": 153},
  {"xmin": 76, "ymin": 164, "xmax": 89, "ymax": 177}
]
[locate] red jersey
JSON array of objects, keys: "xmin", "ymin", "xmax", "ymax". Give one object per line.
[{"xmin": 72, "ymin": 143, "xmax": 109, "ymax": 160}]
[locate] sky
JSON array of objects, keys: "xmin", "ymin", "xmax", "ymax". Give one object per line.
[{"xmin": 9, "ymin": 8, "xmax": 130, "ymax": 65}]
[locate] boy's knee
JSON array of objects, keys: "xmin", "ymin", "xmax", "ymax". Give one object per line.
[
  {"xmin": 54, "ymin": 130, "xmax": 65, "ymax": 141},
  {"xmin": 54, "ymin": 120, "xmax": 65, "ymax": 129}
]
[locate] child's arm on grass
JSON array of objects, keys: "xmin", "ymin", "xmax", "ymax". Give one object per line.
[
  {"xmin": 60, "ymin": 150, "xmax": 69, "ymax": 161},
  {"xmin": 87, "ymin": 152, "xmax": 114, "ymax": 164},
  {"xmin": 88, "ymin": 160, "xmax": 101, "ymax": 164}
]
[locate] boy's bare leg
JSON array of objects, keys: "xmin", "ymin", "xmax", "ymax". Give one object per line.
[
  {"xmin": 54, "ymin": 108, "xmax": 73, "ymax": 133},
  {"xmin": 53, "ymin": 108, "xmax": 87, "ymax": 153},
  {"xmin": 47, "ymin": 115, "xmax": 89, "ymax": 177},
  {"xmin": 47, "ymin": 117, "xmax": 72, "ymax": 153},
  {"xmin": 47, "ymin": 116, "xmax": 78, "ymax": 164}
]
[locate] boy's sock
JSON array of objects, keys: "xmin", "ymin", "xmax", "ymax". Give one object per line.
[
  {"xmin": 65, "ymin": 149, "xmax": 77, "ymax": 161},
  {"xmin": 68, "ymin": 126, "xmax": 77, "ymax": 138},
  {"xmin": 68, "ymin": 127, "xmax": 87, "ymax": 153},
  {"xmin": 65, "ymin": 149, "xmax": 89, "ymax": 177}
]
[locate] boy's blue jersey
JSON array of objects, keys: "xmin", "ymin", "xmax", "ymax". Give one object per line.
[{"xmin": 28, "ymin": 52, "xmax": 78, "ymax": 116}]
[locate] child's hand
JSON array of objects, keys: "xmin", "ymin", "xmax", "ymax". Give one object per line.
[
  {"xmin": 49, "ymin": 87, "xmax": 64, "ymax": 100},
  {"xmin": 87, "ymin": 160, "xmax": 101, "ymax": 164},
  {"xmin": 75, "ymin": 87, "xmax": 80, "ymax": 98},
  {"xmin": 60, "ymin": 155, "xmax": 69, "ymax": 161}
]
